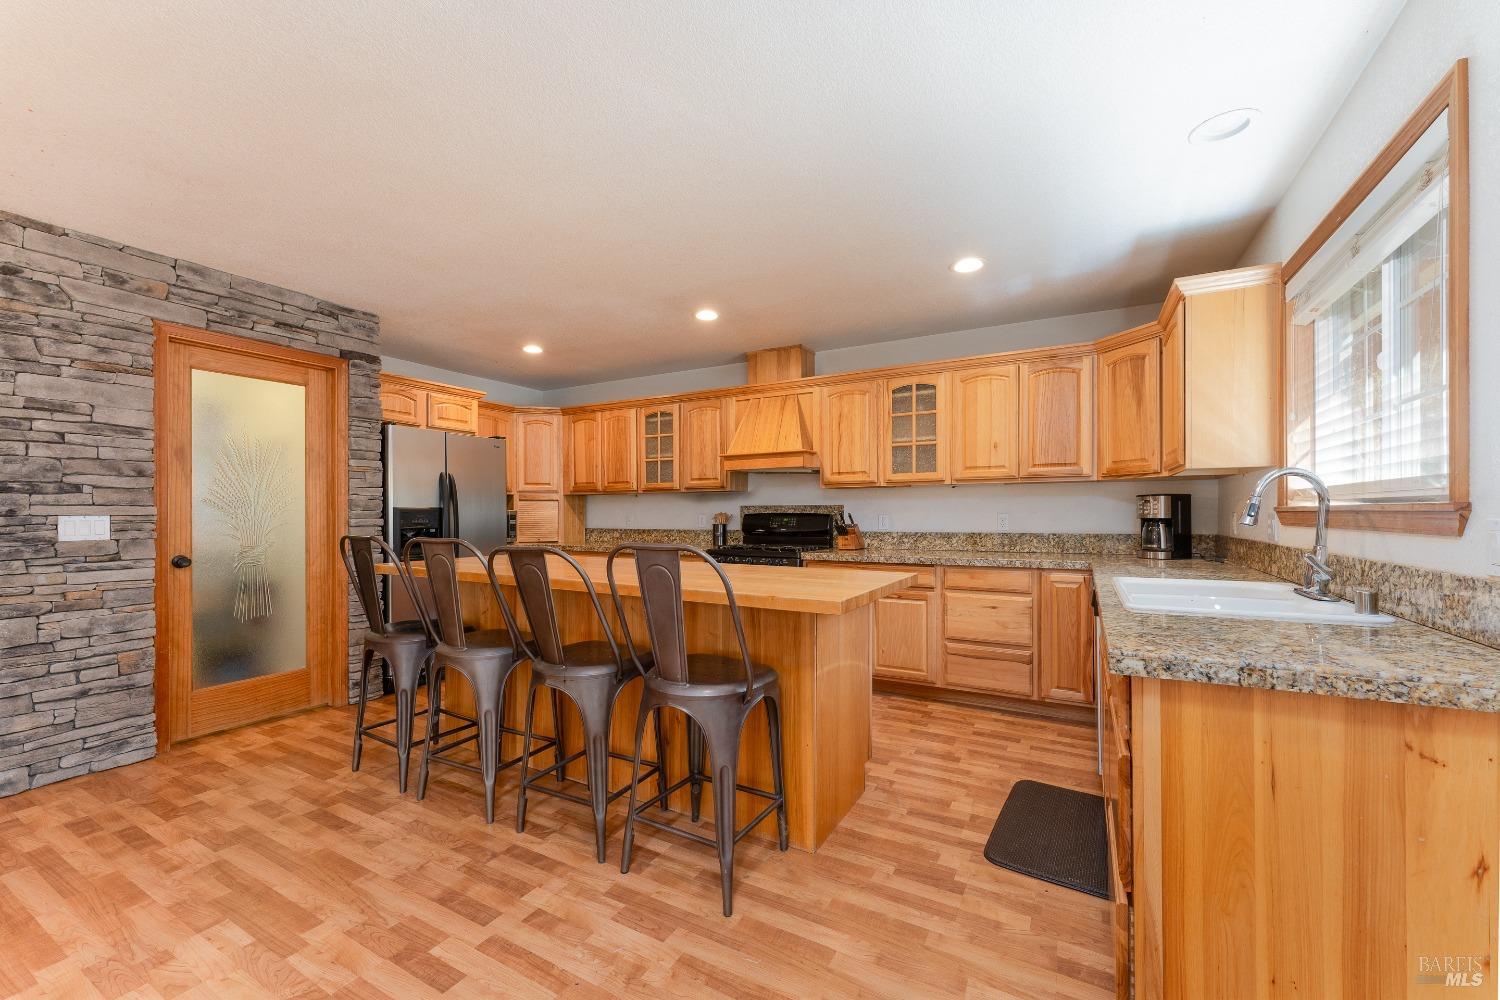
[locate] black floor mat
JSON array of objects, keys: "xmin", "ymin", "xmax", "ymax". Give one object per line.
[{"xmin": 982, "ymin": 779, "xmax": 1110, "ymax": 900}]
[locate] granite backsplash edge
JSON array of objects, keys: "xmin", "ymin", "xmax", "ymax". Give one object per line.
[{"xmin": 576, "ymin": 528, "xmax": 1498, "ymax": 651}]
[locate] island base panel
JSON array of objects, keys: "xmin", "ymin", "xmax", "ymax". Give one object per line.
[{"xmin": 441, "ymin": 582, "xmax": 872, "ymax": 851}]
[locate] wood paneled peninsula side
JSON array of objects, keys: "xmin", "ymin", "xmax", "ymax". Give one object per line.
[
  {"xmin": 377, "ymin": 554, "xmax": 913, "ymax": 851},
  {"xmin": 806, "ymin": 544, "xmax": 1500, "ymax": 999}
]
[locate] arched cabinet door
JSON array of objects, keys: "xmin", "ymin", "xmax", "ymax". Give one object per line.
[
  {"xmin": 1098, "ymin": 338, "xmax": 1162, "ymax": 478},
  {"xmin": 950, "ymin": 365, "xmax": 1019, "ymax": 481},
  {"xmin": 1019, "ymin": 355, "xmax": 1094, "ymax": 479},
  {"xmin": 819, "ymin": 380, "xmax": 881, "ymax": 487}
]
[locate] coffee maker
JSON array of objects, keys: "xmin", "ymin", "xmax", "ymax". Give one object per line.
[{"xmin": 1137, "ymin": 494, "xmax": 1192, "ymax": 560}]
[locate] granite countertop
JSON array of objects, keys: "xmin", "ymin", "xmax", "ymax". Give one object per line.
[
  {"xmin": 800, "ymin": 549, "xmax": 1500, "ymax": 713},
  {"xmin": 805, "ymin": 548, "xmax": 1093, "ymax": 570}
]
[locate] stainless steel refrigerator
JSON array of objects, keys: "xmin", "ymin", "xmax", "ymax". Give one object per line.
[{"xmin": 383, "ymin": 424, "xmax": 511, "ymax": 625}]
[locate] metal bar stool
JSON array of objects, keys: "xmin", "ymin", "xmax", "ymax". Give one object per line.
[
  {"xmin": 610, "ymin": 544, "xmax": 788, "ymax": 917},
  {"xmin": 339, "ymin": 534, "xmax": 449, "ymax": 793},
  {"xmin": 409, "ymin": 537, "xmax": 555, "ymax": 823},
  {"xmin": 506, "ymin": 545, "xmax": 666, "ymax": 863}
]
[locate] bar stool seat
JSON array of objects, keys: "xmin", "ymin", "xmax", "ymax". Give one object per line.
[
  {"xmin": 649, "ymin": 654, "xmax": 777, "ymax": 698},
  {"xmin": 529, "ymin": 641, "xmax": 648, "ymax": 679}
]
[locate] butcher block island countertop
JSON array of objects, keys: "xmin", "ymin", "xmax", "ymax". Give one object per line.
[{"xmin": 377, "ymin": 555, "xmax": 915, "ymax": 850}]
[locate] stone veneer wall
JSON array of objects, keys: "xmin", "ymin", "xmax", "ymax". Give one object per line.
[{"xmin": 0, "ymin": 209, "xmax": 383, "ymax": 797}]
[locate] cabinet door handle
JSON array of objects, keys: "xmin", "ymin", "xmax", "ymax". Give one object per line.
[{"xmin": 170, "ymin": 554, "xmax": 192, "ymax": 569}]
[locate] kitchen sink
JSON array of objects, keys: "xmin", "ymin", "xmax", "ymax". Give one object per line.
[{"xmin": 1112, "ymin": 576, "xmax": 1395, "ymax": 626}]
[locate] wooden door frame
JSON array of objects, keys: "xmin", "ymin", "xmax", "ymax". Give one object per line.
[{"xmin": 152, "ymin": 321, "xmax": 350, "ymax": 748}]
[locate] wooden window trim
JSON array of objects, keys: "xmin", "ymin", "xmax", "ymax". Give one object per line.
[{"xmin": 1277, "ymin": 59, "xmax": 1469, "ymax": 536}]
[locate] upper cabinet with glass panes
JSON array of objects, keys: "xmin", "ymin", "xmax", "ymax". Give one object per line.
[
  {"xmin": 640, "ymin": 404, "xmax": 680, "ymax": 490},
  {"xmin": 883, "ymin": 375, "xmax": 947, "ymax": 483}
]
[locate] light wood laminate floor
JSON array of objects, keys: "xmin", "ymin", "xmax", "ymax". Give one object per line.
[{"xmin": 0, "ymin": 694, "xmax": 1113, "ymax": 999}]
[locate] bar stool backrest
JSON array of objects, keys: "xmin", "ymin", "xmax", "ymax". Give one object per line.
[
  {"xmin": 501, "ymin": 546, "xmax": 623, "ymax": 672},
  {"xmin": 608, "ymin": 544, "xmax": 756, "ymax": 698},
  {"xmin": 339, "ymin": 534, "xmax": 425, "ymax": 638},
  {"xmin": 405, "ymin": 537, "xmax": 524, "ymax": 650}
]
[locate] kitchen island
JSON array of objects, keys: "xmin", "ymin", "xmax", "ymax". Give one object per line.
[{"xmin": 378, "ymin": 554, "xmax": 914, "ymax": 850}]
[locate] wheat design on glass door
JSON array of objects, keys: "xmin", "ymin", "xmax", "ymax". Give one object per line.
[{"xmin": 202, "ymin": 431, "xmax": 292, "ymax": 622}]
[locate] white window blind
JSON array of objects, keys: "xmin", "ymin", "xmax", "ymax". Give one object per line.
[{"xmin": 1284, "ymin": 115, "xmax": 1450, "ymax": 505}]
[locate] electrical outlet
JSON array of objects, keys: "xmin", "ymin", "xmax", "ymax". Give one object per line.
[
  {"xmin": 877, "ymin": 514, "xmax": 892, "ymax": 531},
  {"xmin": 996, "ymin": 512, "xmax": 1010, "ymax": 532},
  {"xmin": 696, "ymin": 513, "xmax": 708, "ymax": 529},
  {"xmin": 1486, "ymin": 518, "xmax": 1500, "ymax": 576},
  {"xmin": 1267, "ymin": 514, "xmax": 1279, "ymax": 543}
]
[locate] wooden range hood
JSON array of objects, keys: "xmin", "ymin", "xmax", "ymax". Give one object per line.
[{"xmin": 720, "ymin": 345, "xmax": 820, "ymax": 472}]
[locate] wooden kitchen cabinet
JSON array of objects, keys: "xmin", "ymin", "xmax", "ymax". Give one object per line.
[
  {"xmin": 819, "ymin": 380, "xmax": 882, "ymax": 487},
  {"xmin": 949, "ymin": 364, "xmax": 1019, "ymax": 481},
  {"xmin": 426, "ymin": 389, "xmax": 479, "ymax": 434},
  {"xmin": 874, "ymin": 586, "xmax": 940, "ymax": 685},
  {"xmin": 682, "ymin": 398, "xmax": 742, "ymax": 491},
  {"xmin": 513, "ymin": 497, "xmax": 561, "ymax": 543},
  {"xmin": 680, "ymin": 397, "xmax": 744, "ymax": 491},
  {"xmin": 379, "ymin": 376, "xmax": 425, "ymax": 427},
  {"xmin": 1097, "ymin": 336, "xmax": 1162, "ymax": 478},
  {"xmin": 564, "ymin": 411, "xmax": 603, "ymax": 494},
  {"xmin": 1019, "ymin": 355, "xmax": 1094, "ymax": 478},
  {"xmin": 883, "ymin": 374, "xmax": 947, "ymax": 483},
  {"xmin": 600, "ymin": 407, "xmax": 638, "ymax": 493},
  {"xmin": 639, "ymin": 405, "xmax": 678, "ymax": 491},
  {"xmin": 943, "ymin": 590, "xmax": 1033, "ymax": 646},
  {"xmin": 1161, "ymin": 301, "xmax": 1186, "ymax": 474},
  {"xmin": 940, "ymin": 568, "xmax": 1036, "ymax": 697},
  {"xmin": 1160, "ymin": 265, "xmax": 1281, "ymax": 474},
  {"xmin": 379, "ymin": 374, "xmax": 483, "ymax": 435},
  {"xmin": 515, "ymin": 412, "xmax": 563, "ymax": 493},
  {"xmin": 476, "ymin": 401, "xmax": 510, "ymax": 440},
  {"xmin": 1037, "ymin": 570, "xmax": 1094, "ymax": 705}
]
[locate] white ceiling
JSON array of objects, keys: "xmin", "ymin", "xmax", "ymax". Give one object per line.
[{"xmin": 1, "ymin": 1, "xmax": 1404, "ymax": 389}]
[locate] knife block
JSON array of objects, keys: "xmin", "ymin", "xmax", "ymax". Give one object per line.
[{"xmin": 834, "ymin": 525, "xmax": 865, "ymax": 550}]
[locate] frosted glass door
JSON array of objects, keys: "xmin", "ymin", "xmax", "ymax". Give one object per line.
[{"xmin": 190, "ymin": 369, "xmax": 307, "ymax": 689}]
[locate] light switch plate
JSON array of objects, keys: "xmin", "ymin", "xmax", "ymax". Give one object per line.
[{"xmin": 58, "ymin": 515, "xmax": 110, "ymax": 542}]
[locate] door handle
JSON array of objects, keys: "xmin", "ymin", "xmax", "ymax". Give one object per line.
[{"xmin": 170, "ymin": 554, "xmax": 192, "ymax": 569}]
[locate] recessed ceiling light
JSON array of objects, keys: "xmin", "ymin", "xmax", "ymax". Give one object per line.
[
  {"xmin": 1188, "ymin": 108, "xmax": 1261, "ymax": 144},
  {"xmin": 951, "ymin": 257, "xmax": 985, "ymax": 274},
  {"xmin": 522, "ymin": 344, "xmax": 543, "ymax": 355},
  {"xmin": 695, "ymin": 308, "xmax": 719, "ymax": 322}
]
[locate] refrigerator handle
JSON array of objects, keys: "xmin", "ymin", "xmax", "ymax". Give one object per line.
[
  {"xmin": 438, "ymin": 472, "xmax": 452, "ymax": 536},
  {"xmin": 448, "ymin": 473, "xmax": 461, "ymax": 539}
]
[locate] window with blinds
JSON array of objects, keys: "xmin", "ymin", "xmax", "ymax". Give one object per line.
[{"xmin": 1284, "ymin": 112, "xmax": 1451, "ymax": 506}]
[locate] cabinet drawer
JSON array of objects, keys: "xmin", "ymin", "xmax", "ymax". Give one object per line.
[
  {"xmin": 844, "ymin": 563, "xmax": 936, "ymax": 590},
  {"xmin": 942, "ymin": 642, "xmax": 1033, "ymax": 696},
  {"xmin": 943, "ymin": 590, "xmax": 1033, "ymax": 646},
  {"xmin": 942, "ymin": 567, "xmax": 1033, "ymax": 593}
]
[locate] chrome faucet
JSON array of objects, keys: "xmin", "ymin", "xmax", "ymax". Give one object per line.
[{"xmin": 1239, "ymin": 466, "xmax": 1339, "ymax": 602}]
